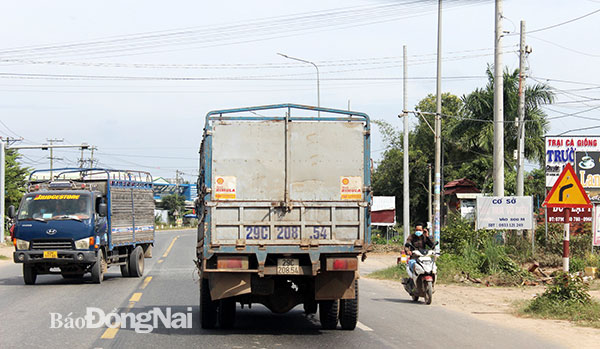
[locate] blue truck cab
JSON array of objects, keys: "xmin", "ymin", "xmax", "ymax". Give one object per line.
[{"xmin": 9, "ymin": 168, "xmax": 155, "ymax": 285}]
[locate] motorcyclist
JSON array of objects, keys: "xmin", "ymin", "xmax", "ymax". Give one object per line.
[{"xmin": 404, "ymin": 223, "xmax": 435, "ymax": 273}]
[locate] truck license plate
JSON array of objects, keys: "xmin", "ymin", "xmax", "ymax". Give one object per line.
[
  {"xmin": 277, "ymin": 258, "xmax": 300, "ymax": 275},
  {"xmin": 43, "ymin": 250, "xmax": 58, "ymax": 258}
]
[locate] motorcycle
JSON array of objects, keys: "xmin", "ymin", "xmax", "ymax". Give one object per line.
[{"xmin": 401, "ymin": 242, "xmax": 438, "ymax": 305}]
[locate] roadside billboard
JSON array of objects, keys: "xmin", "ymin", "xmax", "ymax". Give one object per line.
[
  {"xmin": 547, "ymin": 207, "xmax": 592, "ymax": 223},
  {"xmin": 594, "ymin": 204, "xmax": 600, "ymax": 246},
  {"xmin": 546, "ymin": 136, "xmax": 600, "ymax": 199},
  {"xmin": 476, "ymin": 196, "xmax": 534, "ymax": 230}
]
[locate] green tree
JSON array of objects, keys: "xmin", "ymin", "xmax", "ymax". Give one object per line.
[
  {"xmin": 5, "ymin": 149, "xmax": 30, "ymax": 210},
  {"xmin": 159, "ymin": 194, "xmax": 185, "ymax": 221},
  {"xmin": 455, "ymin": 66, "xmax": 554, "ymax": 166},
  {"xmin": 372, "ymin": 93, "xmax": 463, "ymax": 224}
]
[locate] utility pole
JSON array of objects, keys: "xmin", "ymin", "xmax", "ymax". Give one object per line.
[
  {"xmin": 79, "ymin": 147, "xmax": 85, "ymax": 168},
  {"xmin": 88, "ymin": 146, "xmax": 97, "ymax": 168},
  {"xmin": 0, "ymin": 140, "xmax": 4, "ymax": 242},
  {"xmin": 46, "ymin": 138, "xmax": 64, "ymax": 178},
  {"xmin": 402, "ymin": 45, "xmax": 410, "ymax": 243},
  {"xmin": 433, "ymin": 0, "xmax": 443, "ymax": 253},
  {"xmin": 516, "ymin": 20, "xmax": 528, "ymax": 197},
  {"xmin": 493, "ymin": 0, "xmax": 504, "ymax": 196},
  {"xmin": 428, "ymin": 163, "xmax": 432, "ymax": 230}
]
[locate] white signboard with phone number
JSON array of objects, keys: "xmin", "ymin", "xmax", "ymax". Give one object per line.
[{"xmin": 476, "ymin": 196, "xmax": 533, "ymax": 230}]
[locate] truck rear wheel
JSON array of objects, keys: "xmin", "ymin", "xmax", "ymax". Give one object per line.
[
  {"xmin": 319, "ymin": 299, "xmax": 339, "ymax": 330},
  {"xmin": 218, "ymin": 298, "xmax": 236, "ymax": 329},
  {"xmin": 23, "ymin": 265, "xmax": 37, "ymax": 285},
  {"xmin": 120, "ymin": 255, "xmax": 130, "ymax": 277},
  {"xmin": 91, "ymin": 250, "xmax": 105, "ymax": 284},
  {"xmin": 339, "ymin": 280, "xmax": 359, "ymax": 330},
  {"xmin": 200, "ymin": 278, "xmax": 217, "ymax": 329},
  {"xmin": 129, "ymin": 246, "xmax": 144, "ymax": 277}
]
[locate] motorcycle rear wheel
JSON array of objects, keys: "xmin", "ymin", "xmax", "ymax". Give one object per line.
[{"xmin": 424, "ymin": 281, "xmax": 433, "ymax": 305}]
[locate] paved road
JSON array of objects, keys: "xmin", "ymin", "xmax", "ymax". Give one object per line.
[{"xmin": 0, "ymin": 229, "xmax": 561, "ymax": 348}]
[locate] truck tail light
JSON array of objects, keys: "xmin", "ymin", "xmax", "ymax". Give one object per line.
[
  {"xmin": 217, "ymin": 256, "xmax": 249, "ymax": 269},
  {"xmin": 326, "ymin": 257, "xmax": 358, "ymax": 271}
]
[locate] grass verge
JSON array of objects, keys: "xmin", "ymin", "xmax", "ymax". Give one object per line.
[
  {"xmin": 0, "ymin": 255, "xmax": 9, "ymax": 260},
  {"xmin": 368, "ymin": 264, "xmax": 407, "ymax": 281},
  {"xmin": 518, "ymin": 273, "xmax": 600, "ymax": 328},
  {"xmin": 518, "ymin": 298, "xmax": 600, "ymax": 328}
]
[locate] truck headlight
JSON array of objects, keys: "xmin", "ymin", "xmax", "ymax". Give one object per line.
[
  {"xmin": 75, "ymin": 237, "xmax": 92, "ymax": 250},
  {"xmin": 16, "ymin": 239, "xmax": 30, "ymax": 250}
]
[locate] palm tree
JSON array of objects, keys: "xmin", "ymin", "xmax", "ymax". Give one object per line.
[{"xmin": 452, "ymin": 66, "xmax": 554, "ymax": 166}]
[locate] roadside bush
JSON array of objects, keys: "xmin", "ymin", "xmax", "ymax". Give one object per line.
[
  {"xmin": 537, "ymin": 272, "xmax": 590, "ymax": 303},
  {"xmin": 441, "ymin": 212, "xmax": 494, "ymax": 255},
  {"xmin": 570, "ymin": 257, "xmax": 586, "ymax": 273},
  {"xmin": 521, "ymin": 272, "xmax": 600, "ymax": 327},
  {"xmin": 535, "ymin": 223, "xmax": 593, "ymax": 258}
]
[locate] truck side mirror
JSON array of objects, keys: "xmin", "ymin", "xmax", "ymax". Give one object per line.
[
  {"xmin": 8, "ymin": 205, "xmax": 15, "ymax": 219},
  {"xmin": 98, "ymin": 203, "xmax": 108, "ymax": 217}
]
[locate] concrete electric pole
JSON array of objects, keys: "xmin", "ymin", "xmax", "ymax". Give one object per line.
[
  {"xmin": 516, "ymin": 20, "xmax": 528, "ymax": 197},
  {"xmin": 46, "ymin": 138, "xmax": 64, "ymax": 178},
  {"xmin": 493, "ymin": 0, "xmax": 504, "ymax": 196},
  {"xmin": 433, "ymin": 0, "xmax": 443, "ymax": 253},
  {"xmin": 402, "ymin": 45, "xmax": 410, "ymax": 243}
]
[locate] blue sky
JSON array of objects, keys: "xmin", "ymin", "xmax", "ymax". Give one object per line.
[{"xmin": 0, "ymin": 0, "xmax": 599, "ymax": 181}]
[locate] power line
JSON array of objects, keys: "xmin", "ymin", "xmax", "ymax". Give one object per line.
[
  {"xmin": 0, "ymin": 71, "xmax": 486, "ymax": 81},
  {"xmin": 529, "ymin": 35, "xmax": 600, "ymax": 58},
  {"xmin": 526, "ymin": 8, "xmax": 600, "ymax": 34},
  {"xmin": 0, "ymin": 1, "xmax": 492, "ymax": 61}
]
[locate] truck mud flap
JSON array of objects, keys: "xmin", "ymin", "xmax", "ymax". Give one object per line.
[
  {"xmin": 208, "ymin": 273, "xmax": 251, "ymax": 301},
  {"xmin": 315, "ymin": 271, "xmax": 356, "ymax": 300}
]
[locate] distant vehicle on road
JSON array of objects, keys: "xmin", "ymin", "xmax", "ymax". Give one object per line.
[
  {"xmin": 9, "ymin": 168, "xmax": 155, "ymax": 284},
  {"xmin": 196, "ymin": 104, "xmax": 371, "ymax": 330}
]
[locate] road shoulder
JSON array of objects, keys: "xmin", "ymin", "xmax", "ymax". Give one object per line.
[{"xmin": 362, "ymin": 252, "xmax": 600, "ymax": 349}]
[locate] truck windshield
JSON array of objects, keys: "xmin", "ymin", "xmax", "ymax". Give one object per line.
[{"xmin": 17, "ymin": 193, "xmax": 92, "ymax": 221}]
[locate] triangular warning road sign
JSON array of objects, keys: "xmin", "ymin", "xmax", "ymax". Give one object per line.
[{"xmin": 543, "ymin": 163, "xmax": 591, "ymax": 208}]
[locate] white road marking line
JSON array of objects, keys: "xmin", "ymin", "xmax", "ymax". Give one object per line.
[{"xmin": 356, "ymin": 321, "xmax": 373, "ymax": 332}]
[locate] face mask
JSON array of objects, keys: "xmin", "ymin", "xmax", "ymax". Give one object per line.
[{"xmin": 415, "ymin": 231, "xmax": 423, "ymax": 237}]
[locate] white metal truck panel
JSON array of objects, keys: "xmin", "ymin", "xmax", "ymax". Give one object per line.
[
  {"xmin": 212, "ymin": 121, "xmax": 285, "ymax": 201},
  {"xmin": 289, "ymin": 122, "xmax": 364, "ymax": 201}
]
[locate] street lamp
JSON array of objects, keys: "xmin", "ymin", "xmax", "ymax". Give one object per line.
[{"xmin": 277, "ymin": 53, "xmax": 320, "ymax": 116}]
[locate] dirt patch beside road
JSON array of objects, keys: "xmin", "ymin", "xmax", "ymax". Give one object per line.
[
  {"xmin": 363, "ymin": 252, "xmax": 600, "ymax": 349},
  {"xmin": 0, "ymin": 242, "xmax": 13, "ymax": 265}
]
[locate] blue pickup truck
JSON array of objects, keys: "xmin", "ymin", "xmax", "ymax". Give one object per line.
[
  {"xmin": 196, "ymin": 104, "xmax": 371, "ymax": 330},
  {"xmin": 9, "ymin": 168, "xmax": 155, "ymax": 285}
]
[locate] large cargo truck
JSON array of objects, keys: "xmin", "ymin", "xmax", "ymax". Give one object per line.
[
  {"xmin": 9, "ymin": 168, "xmax": 155, "ymax": 284},
  {"xmin": 196, "ymin": 104, "xmax": 371, "ymax": 330}
]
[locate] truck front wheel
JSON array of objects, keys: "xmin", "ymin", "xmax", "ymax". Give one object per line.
[
  {"xmin": 129, "ymin": 246, "xmax": 144, "ymax": 277},
  {"xmin": 23, "ymin": 265, "xmax": 37, "ymax": 285},
  {"xmin": 339, "ymin": 280, "xmax": 359, "ymax": 330},
  {"xmin": 319, "ymin": 299, "xmax": 339, "ymax": 330},
  {"xmin": 91, "ymin": 250, "xmax": 105, "ymax": 284},
  {"xmin": 200, "ymin": 278, "xmax": 217, "ymax": 329}
]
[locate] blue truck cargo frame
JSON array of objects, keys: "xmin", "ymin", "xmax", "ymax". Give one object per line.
[
  {"xmin": 199, "ymin": 103, "xmax": 372, "ymax": 266},
  {"xmin": 25, "ymin": 167, "xmax": 155, "ymax": 251}
]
